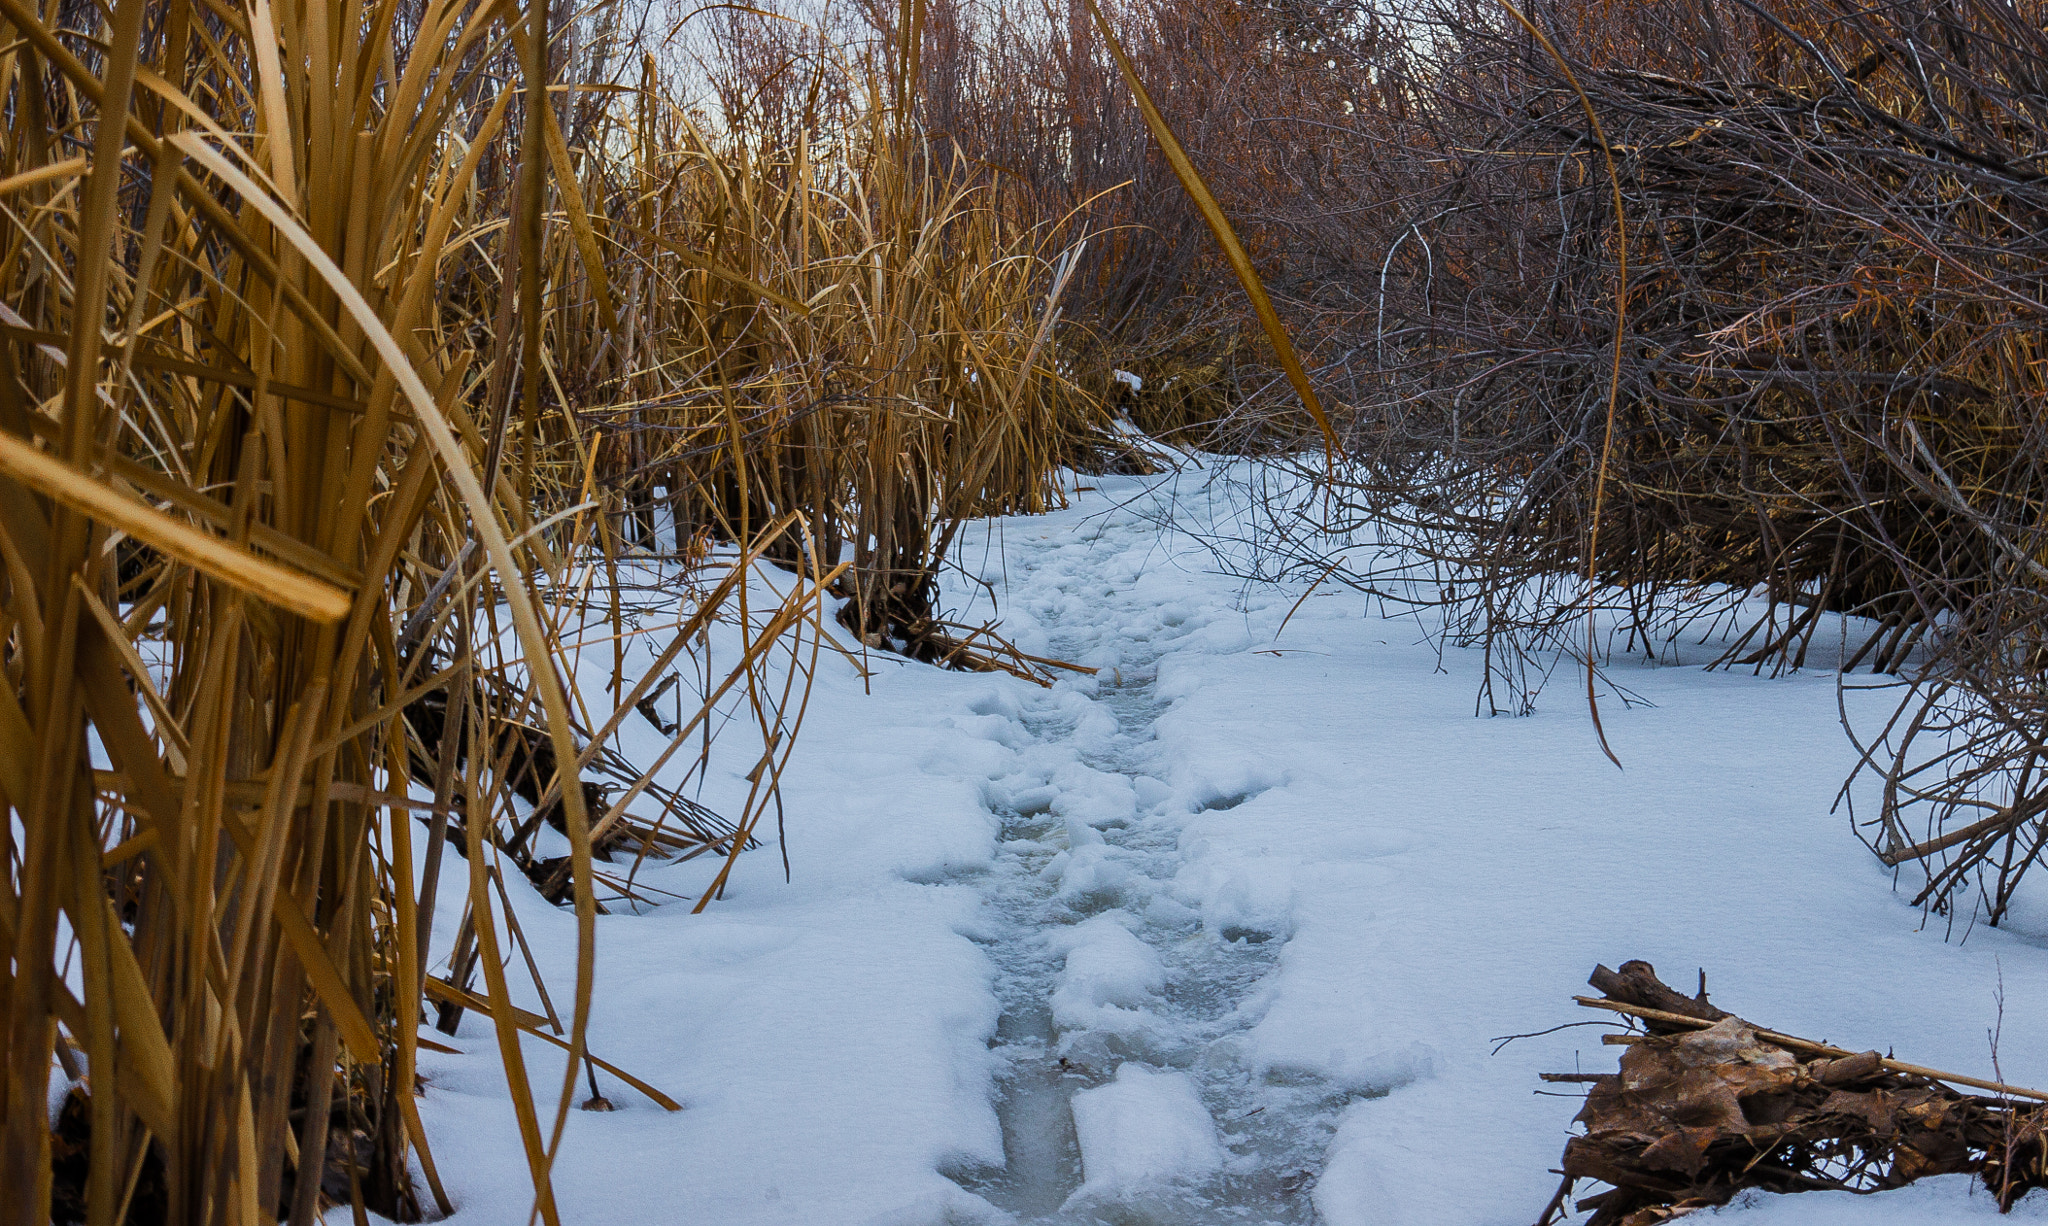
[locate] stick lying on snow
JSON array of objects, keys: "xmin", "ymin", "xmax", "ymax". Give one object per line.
[{"xmin": 1536, "ymin": 960, "xmax": 2048, "ymax": 1225}]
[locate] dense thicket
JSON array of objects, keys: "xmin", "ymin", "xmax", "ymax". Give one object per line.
[
  {"xmin": 1130, "ymin": 0, "xmax": 2048, "ymax": 923},
  {"xmin": 877, "ymin": 0, "xmax": 2048, "ymax": 927}
]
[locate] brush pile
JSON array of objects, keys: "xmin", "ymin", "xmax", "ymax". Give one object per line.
[{"xmin": 1539, "ymin": 961, "xmax": 2048, "ymax": 1223}]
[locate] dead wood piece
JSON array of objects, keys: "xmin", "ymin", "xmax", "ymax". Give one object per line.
[
  {"xmin": 1538, "ymin": 961, "xmax": 2048, "ymax": 1224},
  {"xmin": 1587, "ymin": 960, "xmax": 1728, "ymax": 1032},
  {"xmin": 1814, "ymin": 1050, "xmax": 1885, "ymax": 1086}
]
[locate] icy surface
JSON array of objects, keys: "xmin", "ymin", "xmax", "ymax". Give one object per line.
[{"xmin": 409, "ymin": 461, "xmax": 2048, "ymax": 1226}]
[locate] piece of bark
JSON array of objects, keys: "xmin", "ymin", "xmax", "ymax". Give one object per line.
[
  {"xmin": 1543, "ymin": 961, "xmax": 2048, "ymax": 1225},
  {"xmin": 1587, "ymin": 960, "xmax": 1729, "ymax": 1033},
  {"xmin": 1814, "ymin": 1049, "xmax": 1884, "ymax": 1086}
]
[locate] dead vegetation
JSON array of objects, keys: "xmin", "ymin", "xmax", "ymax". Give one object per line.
[
  {"xmin": 0, "ymin": 0, "xmax": 1114, "ymax": 1220},
  {"xmin": 1538, "ymin": 961, "xmax": 2048, "ymax": 1222},
  {"xmin": 1112, "ymin": 0, "xmax": 2048, "ymax": 925},
  {"xmin": 26, "ymin": 0, "xmax": 2048, "ymax": 1215}
]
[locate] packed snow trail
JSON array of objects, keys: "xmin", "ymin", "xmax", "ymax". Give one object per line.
[
  {"xmin": 407, "ymin": 463, "xmax": 2048, "ymax": 1226},
  {"xmin": 947, "ymin": 494, "xmax": 1337, "ymax": 1223}
]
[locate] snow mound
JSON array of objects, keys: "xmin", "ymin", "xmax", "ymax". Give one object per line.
[
  {"xmin": 1066, "ymin": 1063, "xmax": 1224, "ymax": 1202},
  {"xmin": 1049, "ymin": 914, "xmax": 1165, "ymax": 1037}
]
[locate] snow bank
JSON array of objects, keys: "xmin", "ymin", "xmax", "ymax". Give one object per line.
[{"xmin": 402, "ymin": 554, "xmax": 1020, "ymax": 1226}]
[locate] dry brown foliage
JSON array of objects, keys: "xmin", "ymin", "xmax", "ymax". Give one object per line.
[
  {"xmin": 1168, "ymin": 0, "xmax": 2048, "ymax": 921},
  {"xmin": 0, "ymin": 0, "xmax": 1091, "ymax": 1221},
  {"xmin": 1541, "ymin": 961, "xmax": 2048, "ymax": 1222}
]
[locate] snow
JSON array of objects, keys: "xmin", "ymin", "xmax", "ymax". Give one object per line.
[
  {"xmin": 1068, "ymin": 1064, "xmax": 1225, "ymax": 1199},
  {"xmin": 1704, "ymin": 1178, "xmax": 2048, "ymax": 1222},
  {"xmin": 1049, "ymin": 914, "xmax": 1165, "ymax": 1038},
  {"xmin": 405, "ymin": 460, "xmax": 2048, "ymax": 1226}
]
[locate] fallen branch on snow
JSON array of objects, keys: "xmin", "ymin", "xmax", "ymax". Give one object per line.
[{"xmin": 1536, "ymin": 960, "xmax": 2048, "ymax": 1224}]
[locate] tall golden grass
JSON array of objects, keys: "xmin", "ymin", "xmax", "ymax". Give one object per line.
[
  {"xmin": 0, "ymin": 0, "xmax": 1102, "ymax": 1221},
  {"xmin": 554, "ymin": 57, "xmax": 1102, "ymax": 660},
  {"xmin": 0, "ymin": 0, "xmax": 632, "ymax": 1217}
]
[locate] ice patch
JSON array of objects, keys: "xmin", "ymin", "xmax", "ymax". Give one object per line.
[
  {"xmin": 1049, "ymin": 767, "xmax": 1137, "ymax": 828},
  {"xmin": 1000, "ymin": 783, "xmax": 1059, "ymax": 815},
  {"xmin": 1054, "ymin": 843, "xmax": 1133, "ymax": 908}
]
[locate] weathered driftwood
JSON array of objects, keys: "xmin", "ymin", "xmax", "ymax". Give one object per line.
[{"xmin": 1538, "ymin": 961, "xmax": 2048, "ymax": 1224}]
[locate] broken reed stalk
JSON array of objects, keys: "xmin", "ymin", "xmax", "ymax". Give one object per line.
[
  {"xmin": 1082, "ymin": 0, "xmax": 1338, "ymax": 468},
  {"xmin": 1572, "ymin": 995, "xmax": 2048, "ymax": 1103},
  {"xmin": 1495, "ymin": 0, "xmax": 1629, "ymax": 768}
]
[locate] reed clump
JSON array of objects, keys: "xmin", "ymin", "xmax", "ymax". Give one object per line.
[
  {"xmin": 553, "ymin": 55, "xmax": 1104, "ymax": 662},
  {"xmin": 0, "ymin": 0, "xmax": 670, "ymax": 1215},
  {"xmin": 0, "ymin": 0, "xmax": 1098, "ymax": 1222}
]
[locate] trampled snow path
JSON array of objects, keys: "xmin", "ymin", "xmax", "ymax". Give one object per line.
[
  {"xmin": 947, "ymin": 498, "xmax": 1340, "ymax": 1223},
  {"xmin": 406, "ymin": 462, "xmax": 2048, "ymax": 1226}
]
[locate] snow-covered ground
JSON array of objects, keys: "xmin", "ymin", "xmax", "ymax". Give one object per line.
[{"xmin": 401, "ymin": 462, "xmax": 2048, "ymax": 1225}]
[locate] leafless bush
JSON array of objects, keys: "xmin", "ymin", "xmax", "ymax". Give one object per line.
[{"xmin": 1170, "ymin": 0, "xmax": 2048, "ymax": 916}]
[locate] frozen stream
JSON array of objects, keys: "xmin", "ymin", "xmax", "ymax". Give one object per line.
[{"xmin": 945, "ymin": 493, "xmax": 1353, "ymax": 1224}]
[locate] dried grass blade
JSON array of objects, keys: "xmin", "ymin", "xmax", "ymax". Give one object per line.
[
  {"xmin": 1083, "ymin": 0, "xmax": 1336, "ymax": 465},
  {"xmin": 0, "ymin": 431, "xmax": 353, "ymax": 622}
]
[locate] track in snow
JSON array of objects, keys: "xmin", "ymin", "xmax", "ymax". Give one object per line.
[
  {"xmin": 409, "ymin": 464, "xmax": 2048, "ymax": 1226},
  {"xmin": 946, "ymin": 496, "xmax": 1352, "ymax": 1225}
]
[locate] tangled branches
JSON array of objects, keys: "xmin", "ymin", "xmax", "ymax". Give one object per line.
[{"xmin": 1237, "ymin": 0, "xmax": 2048, "ymax": 919}]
